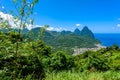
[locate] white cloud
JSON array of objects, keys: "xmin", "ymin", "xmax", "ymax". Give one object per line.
[
  {"xmin": 117, "ymin": 24, "xmax": 120, "ymax": 27},
  {"xmin": 34, "ymin": 25, "xmax": 42, "ymax": 27},
  {"xmin": 55, "ymin": 27, "xmax": 62, "ymax": 31},
  {"xmin": 0, "ymin": 12, "xmax": 13, "ymax": 20},
  {"xmin": 27, "ymin": 24, "xmax": 33, "ymax": 30},
  {"xmin": 76, "ymin": 24, "xmax": 81, "ymax": 27},
  {"xmin": 25, "ymin": 24, "xmax": 42, "ymax": 30},
  {"xmin": 47, "ymin": 27, "xmax": 54, "ymax": 31},
  {"xmin": 0, "ymin": 12, "xmax": 69, "ymax": 31},
  {"xmin": 0, "ymin": 11, "xmax": 34, "ymax": 30},
  {"xmin": 0, "ymin": 12, "xmax": 17, "ymax": 28},
  {"xmin": 47, "ymin": 27, "xmax": 63, "ymax": 31}
]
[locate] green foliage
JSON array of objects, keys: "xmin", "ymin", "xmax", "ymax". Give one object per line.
[
  {"xmin": 45, "ymin": 71, "xmax": 120, "ymax": 80},
  {"xmin": 49, "ymin": 51, "xmax": 75, "ymax": 71},
  {"xmin": 0, "ymin": 54, "xmax": 45, "ymax": 79},
  {"xmin": 38, "ymin": 25, "xmax": 49, "ymax": 39},
  {"xmin": 29, "ymin": 40, "xmax": 51, "ymax": 56},
  {"xmin": 0, "ymin": 32, "xmax": 46, "ymax": 79},
  {"xmin": 52, "ymin": 47, "xmax": 74, "ymax": 55},
  {"xmin": 0, "ymin": 0, "xmax": 47, "ymax": 79},
  {"xmin": 0, "ymin": 1, "xmax": 120, "ymax": 79},
  {"xmin": 1, "ymin": 28, "xmax": 120, "ymax": 80},
  {"xmin": 74, "ymin": 45, "xmax": 120, "ymax": 72},
  {"xmin": 9, "ymin": 32, "xmax": 23, "ymax": 43}
]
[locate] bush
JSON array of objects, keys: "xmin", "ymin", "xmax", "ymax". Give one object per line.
[
  {"xmin": 49, "ymin": 51, "xmax": 75, "ymax": 71},
  {"xmin": 0, "ymin": 34, "xmax": 47, "ymax": 79},
  {"xmin": 0, "ymin": 54, "xmax": 45, "ymax": 80},
  {"xmin": 30, "ymin": 40, "xmax": 51, "ymax": 56},
  {"xmin": 74, "ymin": 51, "xmax": 110, "ymax": 72}
]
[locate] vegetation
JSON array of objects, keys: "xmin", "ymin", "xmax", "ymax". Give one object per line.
[
  {"xmin": 45, "ymin": 71, "xmax": 120, "ymax": 80},
  {"xmin": 0, "ymin": 32, "xmax": 46, "ymax": 80},
  {"xmin": 0, "ymin": 0, "xmax": 120, "ymax": 80},
  {"xmin": 1, "ymin": 29, "xmax": 120, "ymax": 79},
  {"xmin": 74, "ymin": 45, "xmax": 120, "ymax": 72},
  {"xmin": 29, "ymin": 26, "xmax": 100, "ymax": 48}
]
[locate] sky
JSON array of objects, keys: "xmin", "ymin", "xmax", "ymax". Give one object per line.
[{"xmin": 0, "ymin": 0, "xmax": 120, "ymax": 33}]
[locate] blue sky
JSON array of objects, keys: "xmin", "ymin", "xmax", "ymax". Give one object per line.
[{"xmin": 1, "ymin": 0, "xmax": 120, "ymax": 33}]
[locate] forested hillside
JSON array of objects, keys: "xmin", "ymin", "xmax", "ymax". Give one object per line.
[{"xmin": 29, "ymin": 26, "xmax": 100, "ymax": 48}]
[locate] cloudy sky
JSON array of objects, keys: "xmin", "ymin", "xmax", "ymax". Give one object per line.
[{"xmin": 0, "ymin": 0, "xmax": 120, "ymax": 33}]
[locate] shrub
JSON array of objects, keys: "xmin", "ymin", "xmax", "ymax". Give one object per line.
[
  {"xmin": 49, "ymin": 51, "xmax": 75, "ymax": 71},
  {"xmin": 0, "ymin": 54, "xmax": 45, "ymax": 80}
]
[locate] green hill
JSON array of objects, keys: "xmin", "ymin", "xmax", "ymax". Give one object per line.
[{"xmin": 30, "ymin": 26, "xmax": 100, "ymax": 48}]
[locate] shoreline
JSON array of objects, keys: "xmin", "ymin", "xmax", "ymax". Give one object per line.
[{"xmin": 73, "ymin": 44, "xmax": 106, "ymax": 56}]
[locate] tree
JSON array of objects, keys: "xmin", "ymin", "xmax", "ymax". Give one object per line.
[
  {"xmin": 0, "ymin": 0, "xmax": 47, "ymax": 80},
  {"xmin": 38, "ymin": 24, "xmax": 49, "ymax": 39},
  {"xmin": 11, "ymin": 0, "xmax": 39, "ymax": 56}
]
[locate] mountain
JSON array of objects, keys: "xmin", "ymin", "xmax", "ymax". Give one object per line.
[
  {"xmin": 29, "ymin": 26, "xmax": 100, "ymax": 48},
  {"xmin": 80, "ymin": 26, "xmax": 94, "ymax": 38},
  {"xmin": 1, "ymin": 26, "xmax": 100, "ymax": 48},
  {"xmin": 30, "ymin": 27, "xmax": 41, "ymax": 37},
  {"xmin": 61, "ymin": 30, "xmax": 72, "ymax": 35},
  {"xmin": 74, "ymin": 28, "xmax": 81, "ymax": 35}
]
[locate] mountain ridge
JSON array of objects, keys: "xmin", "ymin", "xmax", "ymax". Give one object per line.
[
  {"xmin": 0, "ymin": 26, "xmax": 100, "ymax": 48},
  {"xmin": 29, "ymin": 26, "xmax": 100, "ymax": 48}
]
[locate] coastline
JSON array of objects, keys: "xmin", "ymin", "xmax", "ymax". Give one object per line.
[
  {"xmin": 94, "ymin": 33, "xmax": 120, "ymax": 47},
  {"xmin": 73, "ymin": 44, "xmax": 106, "ymax": 56}
]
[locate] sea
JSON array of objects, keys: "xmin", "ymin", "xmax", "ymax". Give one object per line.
[{"xmin": 94, "ymin": 33, "xmax": 120, "ymax": 47}]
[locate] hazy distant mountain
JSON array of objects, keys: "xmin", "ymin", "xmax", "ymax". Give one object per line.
[
  {"xmin": 74, "ymin": 28, "xmax": 81, "ymax": 35},
  {"xmin": 61, "ymin": 30, "xmax": 72, "ymax": 35},
  {"xmin": 80, "ymin": 26, "xmax": 94, "ymax": 38}
]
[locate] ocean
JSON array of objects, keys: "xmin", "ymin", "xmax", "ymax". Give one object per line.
[{"xmin": 94, "ymin": 33, "xmax": 120, "ymax": 47}]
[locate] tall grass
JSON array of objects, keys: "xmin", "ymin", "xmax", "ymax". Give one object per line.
[
  {"xmin": 1, "ymin": 70, "xmax": 120, "ymax": 80},
  {"xmin": 45, "ymin": 71, "xmax": 120, "ymax": 80}
]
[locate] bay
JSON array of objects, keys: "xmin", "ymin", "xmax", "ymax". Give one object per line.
[{"xmin": 94, "ymin": 33, "xmax": 120, "ymax": 47}]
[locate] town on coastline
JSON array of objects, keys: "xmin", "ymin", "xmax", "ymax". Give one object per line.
[{"xmin": 73, "ymin": 44, "xmax": 106, "ymax": 56}]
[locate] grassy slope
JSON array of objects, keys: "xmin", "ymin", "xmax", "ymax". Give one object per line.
[{"xmin": 45, "ymin": 71, "xmax": 120, "ymax": 80}]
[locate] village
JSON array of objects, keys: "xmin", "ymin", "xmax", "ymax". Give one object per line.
[{"xmin": 73, "ymin": 44, "xmax": 106, "ymax": 55}]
